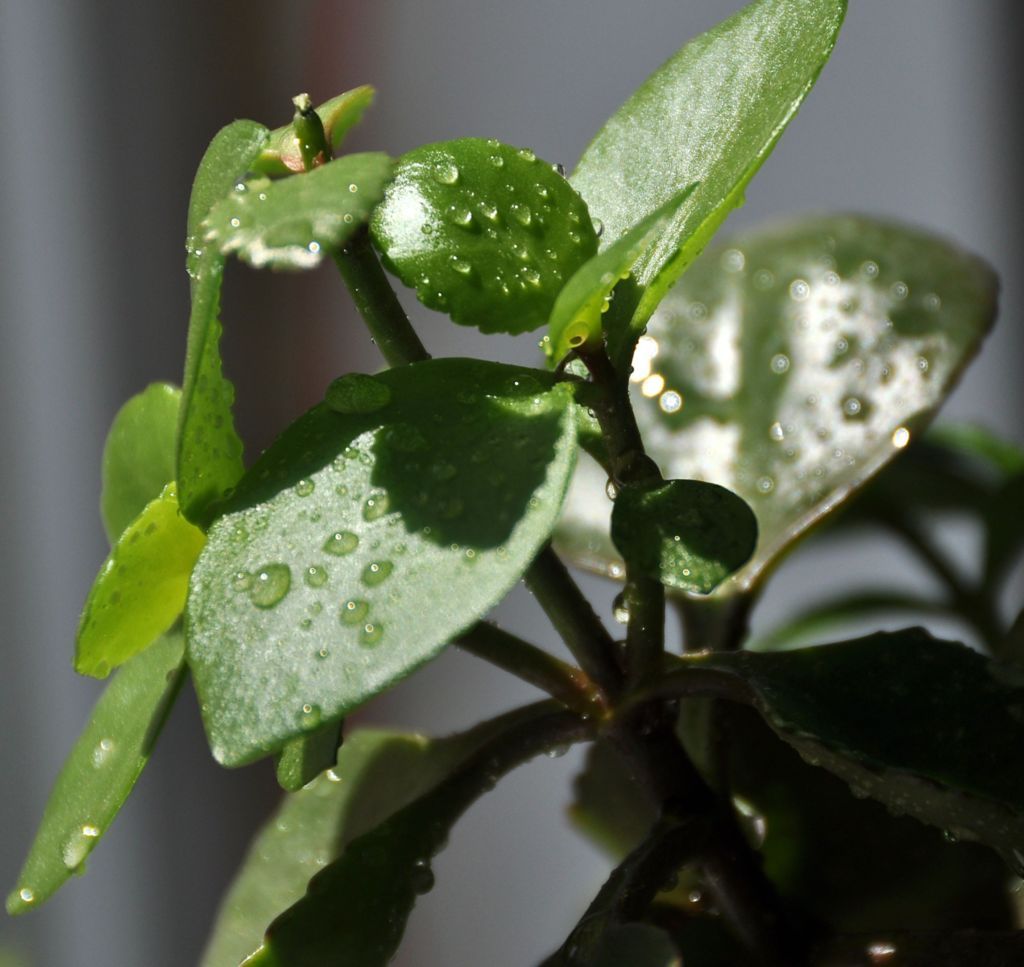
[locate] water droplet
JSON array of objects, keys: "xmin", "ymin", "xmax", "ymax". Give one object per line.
[
  {"xmin": 433, "ymin": 161, "xmax": 460, "ymax": 185},
  {"xmin": 770, "ymin": 353, "xmax": 790, "ymax": 374},
  {"xmin": 361, "ymin": 560, "xmax": 394, "ymax": 586},
  {"xmin": 517, "ymin": 147, "xmax": 536, "ymax": 163},
  {"xmin": 890, "ymin": 281, "xmax": 909, "ymax": 300},
  {"xmin": 891, "ymin": 426, "xmax": 910, "ymax": 449},
  {"xmin": 510, "ymin": 204, "xmax": 533, "ymax": 227},
  {"xmin": 340, "ymin": 599, "xmax": 369, "ymax": 626},
  {"xmin": 305, "ymin": 564, "xmax": 328, "ymax": 588},
  {"xmin": 861, "ymin": 260, "xmax": 880, "ymax": 278},
  {"xmin": 92, "ymin": 738, "xmax": 115, "ymax": 768},
  {"xmin": 450, "ymin": 256, "xmax": 473, "ymax": 276},
  {"xmin": 659, "ymin": 390, "xmax": 682, "ymax": 413},
  {"xmin": 605, "ymin": 478, "xmax": 620, "ymax": 501},
  {"xmin": 325, "ymin": 373, "xmax": 392, "ymax": 414},
  {"xmin": 546, "ymin": 744, "xmax": 570, "ymax": 759},
  {"xmin": 641, "ymin": 374, "xmax": 665, "ymax": 398},
  {"xmin": 479, "ymin": 202, "xmax": 500, "ymax": 222},
  {"xmin": 17, "ymin": 887, "xmax": 35, "ymax": 904},
  {"xmin": 923, "ymin": 293, "xmax": 942, "ymax": 312},
  {"xmin": 229, "ymin": 217, "xmax": 241, "ymax": 229},
  {"xmin": 769, "ymin": 421, "xmax": 785, "ymax": 442},
  {"xmin": 722, "ymin": 248, "xmax": 745, "ymax": 272},
  {"xmin": 295, "ymin": 478, "xmax": 315, "ymax": 497},
  {"xmin": 363, "ymin": 491, "xmax": 390, "ymax": 521},
  {"xmin": 323, "ymin": 531, "xmax": 359, "ymax": 556},
  {"xmin": 62, "ymin": 824, "xmax": 101, "ymax": 870},
  {"xmin": 410, "ymin": 858, "xmax": 435, "ymax": 894},
  {"xmin": 842, "ymin": 396, "xmax": 864, "ymax": 419},
  {"xmin": 299, "ymin": 703, "xmax": 322, "ymax": 729},
  {"xmin": 916, "ymin": 356, "xmax": 930, "ymax": 374},
  {"xmin": 753, "ymin": 269, "xmax": 774, "ymax": 290},
  {"xmin": 789, "ymin": 279, "xmax": 810, "ymax": 301},
  {"xmin": 612, "ymin": 591, "xmax": 630, "ymax": 624},
  {"xmin": 447, "ymin": 206, "xmax": 474, "ymax": 228},
  {"xmin": 943, "ymin": 828, "xmax": 959, "ymax": 844},
  {"xmin": 360, "ymin": 622, "xmax": 384, "ymax": 647},
  {"xmin": 249, "ymin": 564, "xmax": 291, "ymax": 608},
  {"xmin": 521, "ymin": 267, "xmax": 541, "ymax": 286},
  {"xmin": 867, "ymin": 942, "xmax": 897, "ymax": 963},
  {"xmin": 756, "ymin": 476, "xmax": 775, "ymax": 494}
]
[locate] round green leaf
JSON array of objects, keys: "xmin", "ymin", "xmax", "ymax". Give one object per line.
[
  {"xmin": 100, "ymin": 382, "xmax": 181, "ymax": 545},
  {"xmin": 186, "ymin": 359, "xmax": 578, "ymax": 766},
  {"xmin": 611, "ymin": 480, "xmax": 757, "ymax": 594},
  {"xmin": 370, "ymin": 138, "xmax": 598, "ymax": 334},
  {"xmin": 556, "ymin": 215, "xmax": 997, "ymax": 596},
  {"xmin": 203, "ymin": 153, "xmax": 393, "ymax": 270}
]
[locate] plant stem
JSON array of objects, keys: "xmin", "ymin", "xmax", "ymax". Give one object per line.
[
  {"xmin": 291, "ymin": 92, "xmax": 331, "ymax": 170},
  {"xmin": 333, "ymin": 231, "xmax": 430, "ymax": 367},
  {"xmin": 456, "ymin": 622, "xmax": 605, "ymax": 718},
  {"xmin": 524, "ymin": 544, "xmax": 624, "ymax": 701}
]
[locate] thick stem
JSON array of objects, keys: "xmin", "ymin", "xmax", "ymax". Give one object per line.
[
  {"xmin": 525, "ymin": 545, "xmax": 624, "ymax": 701},
  {"xmin": 332, "ymin": 232, "xmax": 430, "ymax": 367},
  {"xmin": 456, "ymin": 622, "xmax": 605, "ymax": 719}
]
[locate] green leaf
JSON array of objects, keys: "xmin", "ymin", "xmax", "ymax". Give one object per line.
[
  {"xmin": 203, "ymin": 153, "xmax": 393, "ymax": 270},
  {"xmin": 186, "ymin": 359, "xmax": 578, "ymax": 765},
  {"xmin": 556, "ymin": 215, "xmax": 997, "ymax": 596},
  {"xmin": 179, "ymin": 120, "xmax": 269, "ymax": 526},
  {"xmin": 253, "ymin": 86, "xmax": 375, "ymax": 176},
  {"xmin": 546, "ymin": 184, "xmax": 698, "ymax": 365},
  {"xmin": 371, "ymin": 138, "xmax": 598, "ymax": 334},
  {"xmin": 571, "ymin": 0, "xmax": 846, "ymax": 326},
  {"xmin": 592, "ymin": 925, "xmax": 681, "ymax": 967},
  {"xmin": 100, "ymin": 383, "xmax": 181, "ymax": 544},
  {"xmin": 274, "ymin": 720, "xmax": 344, "ymax": 793},
  {"xmin": 986, "ymin": 472, "xmax": 1024, "ymax": 584},
  {"xmin": 6, "ymin": 633, "xmax": 185, "ymax": 915},
  {"xmin": 77, "ymin": 484, "xmax": 205, "ymax": 678},
  {"xmin": 928, "ymin": 423, "xmax": 1024, "ymax": 478},
  {"xmin": 611, "ymin": 479, "xmax": 757, "ymax": 594},
  {"xmin": 240, "ymin": 704, "xmax": 580, "ymax": 967},
  {"xmin": 681, "ymin": 628, "xmax": 1024, "ymax": 862}
]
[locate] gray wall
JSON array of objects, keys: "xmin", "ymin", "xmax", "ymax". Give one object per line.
[{"xmin": 1, "ymin": 2, "xmax": 1020, "ymax": 965}]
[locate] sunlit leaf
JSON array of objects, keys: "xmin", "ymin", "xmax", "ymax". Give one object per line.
[
  {"xmin": 100, "ymin": 383, "xmax": 181, "ymax": 544},
  {"xmin": 253, "ymin": 86, "xmax": 375, "ymax": 176},
  {"xmin": 572, "ymin": 0, "xmax": 846, "ymax": 326},
  {"xmin": 186, "ymin": 360, "xmax": 577, "ymax": 765},
  {"xmin": 677, "ymin": 628, "xmax": 1024, "ymax": 863},
  {"xmin": 556, "ymin": 216, "xmax": 997, "ymax": 596},
  {"xmin": 274, "ymin": 720, "xmax": 344, "ymax": 793},
  {"xmin": 611, "ymin": 479, "xmax": 757, "ymax": 594},
  {"xmin": 76, "ymin": 484, "xmax": 204, "ymax": 678},
  {"xmin": 203, "ymin": 153, "xmax": 393, "ymax": 270},
  {"xmin": 546, "ymin": 185, "xmax": 698, "ymax": 365},
  {"xmin": 371, "ymin": 138, "xmax": 598, "ymax": 334},
  {"xmin": 178, "ymin": 120, "xmax": 269, "ymax": 526},
  {"xmin": 6, "ymin": 633, "xmax": 185, "ymax": 915}
]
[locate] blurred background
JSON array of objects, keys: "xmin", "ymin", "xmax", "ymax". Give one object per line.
[{"xmin": 1, "ymin": 1, "xmax": 1021, "ymax": 964}]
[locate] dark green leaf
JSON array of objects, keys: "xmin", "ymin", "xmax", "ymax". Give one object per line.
[
  {"xmin": 371, "ymin": 138, "xmax": 598, "ymax": 334},
  {"xmin": 100, "ymin": 383, "xmax": 181, "ymax": 544},
  {"xmin": 203, "ymin": 153, "xmax": 393, "ymax": 270},
  {"xmin": 240, "ymin": 704, "xmax": 581, "ymax": 967},
  {"xmin": 546, "ymin": 185, "xmax": 698, "ymax": 365},
  {"xmin": 592, "ymin": 925, "xmax": 681, "ymax": 967},
  {"xmin": 681, "ymin": 628, "xmax": 1024, "ymax": 862},
  {"xmin": 928, "ymin": 423, "xmax": 1024, "ymax": 478},
  {"xmin": 77, "ymin": 484, "xmax": 205, "ymax": 678},
  {"xmin": 611, "ymin": 479, "xmax": 757, "ymax": 594},
  {"xmin": 572, "ymin": 0, "xmax": 846, "ymax": 326},
  {"xmin": 6, "ymin": 633, "xmax": 185, "ymax": 915},
  {"xmin": 274, "ymin": 720, "xmax": 344, "ymax": 793},
  {"xmin": 556, "ymin": 216, "xmax": 997, "ymax": 596},
  {"xmin": 985, "ymin": 472, "xmax": 1024, "ymax": 583},
  {"xmin": 178, "ymin": 120, "xmax": 269, "ymax": 525},
  {"xmin": 253, "ymin": 86, "xmax": 375, "ymax": 176},
  {"xmin": 186, "ymin": 359, "xmax": 578, "ymax": 765}
]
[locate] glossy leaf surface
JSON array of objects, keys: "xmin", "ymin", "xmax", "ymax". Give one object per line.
[
  {"xmin": 274, "ymin": 720, "xmax": 344, "ymax": 793},
  {"xmin": 371, "ymin": 138, "xmax": 598, "ymax": 333},
  {"xmin": 556, "ymin": 216, "xmax": 997, "ymax": 596},
  {"xmin": 253, "ymin": 86, "xmax": 375, "ymax": 176},
  {"xmin": 178, "ymin": 120, "xmax": 269, "ymax": 525},
  {"xmin": 187, "ymin": 360, "xmax": 577, "ymax": 765},
  {"xmin": 572, "ymin": 0, "xmax": 846, "ymax": 325},
  {"xmin": 7, "ymin": 633, "xmax": 185, "ymax": 915},
  {"xmin": 242, "ymin": 705, "xmax": 577, "ymax": 967},
  {"xmin": 546, "ymin": 185, "xmax": 698, "ymax": 364},
  {"xmin": 77, "ymin": 484, "xmax": 204, "ymax": 678},
  {"xmin": 611, "ymin": 479, "xmax": 757, "ymax": 594},
  {"xmin": 203, "ymin": 152, "xmax": 393, "ymax": 270},
  {"xmin": 685, "ymin": 629, "xmax": 1024, "ymax": 859},
  {"xmin": 100, "ymin": 383, "xmax": 181, "ymax": 544}
]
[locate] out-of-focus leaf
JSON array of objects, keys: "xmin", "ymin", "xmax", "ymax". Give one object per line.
[
  {"xmin": 76, "ymin": 484, "xmax": 204, "ymax": 678},
  {"xmin": 178, "ymin": 120, "xmax": 269, "ymax": 525},
  {"xmin": 556, "ymin": 216, "xmax": 997, "ymax": 597},
  {"xmin": 371, "ymin": 138, "xmax": 598, "ymax": 334},
  {"xmin": 572, "ymin": 0, "xmax": 846, "ymax": 326},
  {"xmin": 100, "ymin": 383, "xmax": 181, "ymax": 544},
  {"xmin": 274, "ymin": 720, "xmax": 345, "ymax": 793},
  {"xmin": 186, "ymin": 360, "xmax": 577, "ymax": 765},
  {"xmin": 6, "ymin": 633, "xmax": 185, "ymax": 915},
  {"xmin": 254, "ymin": 87, "xmax": 375, "ymax": 176},
  {"xmin": 203, "ymin": 153, "xmax": 393, "ymax": 270}
]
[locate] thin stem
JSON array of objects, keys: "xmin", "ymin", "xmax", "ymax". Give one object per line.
[
  {"xmin": 524, "ymin": 545, "xmax": 624, "ymax": 701},
  {"xmin": 456, "ymin": 622, "xmax": 605, "ymax": 719},
  {"xmin": 291, "ymin": 92, "xmax": 330, "ymax": 170},
  {"xmin": 332, "ymin": 231, "xmax": 430, "ymax": 367}
]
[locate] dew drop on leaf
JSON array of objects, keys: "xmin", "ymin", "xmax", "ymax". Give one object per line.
[
  {"xmin": 249, "ymin": 564, "xmax": 291, "ymax": 608},
  {"xmin": 323, "ymin": 531, "xmax": 359, "ymax": 556}
]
